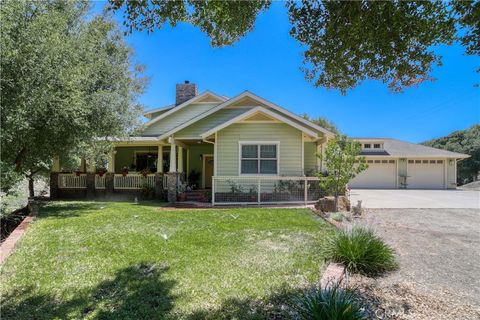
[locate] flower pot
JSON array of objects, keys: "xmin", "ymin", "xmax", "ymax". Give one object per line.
[{"xmin": 75, "ymin": 171, "xmax": 81, "ymax": 177}]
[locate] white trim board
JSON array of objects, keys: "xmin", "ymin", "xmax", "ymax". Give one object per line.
[
  {"xmin": 145, "ymin": 91, "xmax": 227, "ymax": 127},
  {"xmin": 157, "ymin": 91, "xmax": 331, "ymax": 140},
  {"xmin": 238, "ymin": 141, "xmax": 280, "ymax": 176},
  {"xmin": 200, "ymin": 106, "xmax": 318, "ymax": 139}
]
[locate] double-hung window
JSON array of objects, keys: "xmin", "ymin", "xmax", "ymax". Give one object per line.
[{"xmin": 240, "ymin": 143, "xmax": 278, "ymax": 175}]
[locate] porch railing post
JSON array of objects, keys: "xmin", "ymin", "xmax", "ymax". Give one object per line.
[
  {"xmin": 86, "ymin": 173, "xmax": 95, "ymax": 198},
  {"xmin": 212, "ymin": 177, "xmax": 215, "ymax": 206},
  {"xmin": 304, "ymin": 177, "xmax": 308, "ymax": 205},
  {"xmin": 166, "ymin": 172, "xmax": 179, "ymax": 203},
  {"xmin": 105, "ymin": 172, "xmax": 114, "ymax": 195},
  {"xmin": 50, "ymin": 172, "xmax": 59, "ymax": 199},
  {"xmin": 155, "ymin": 172, "xmax": 164, "ymax": 200},
  {"xmin": 257, "ymin": 178, "xmax": 261, "ymax": 205}
]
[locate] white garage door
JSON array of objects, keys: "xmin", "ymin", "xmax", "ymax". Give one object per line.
[
  {"xmin": 349, "ymin": 159, "xmax": 396, "ymax": 189},
  {"xmin": 407, "ymin": 159, "xmax": 444, "ymax": 189}
]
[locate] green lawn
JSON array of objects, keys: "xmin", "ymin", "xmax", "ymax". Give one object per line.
[{"xmin": 0, "ymin": 201, "xmax": 333, "ymax": 319}]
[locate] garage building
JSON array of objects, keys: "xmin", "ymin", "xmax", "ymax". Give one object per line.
[{"xmin": 349, "ymin": 138, "xmax": 470, "ymax": 189}]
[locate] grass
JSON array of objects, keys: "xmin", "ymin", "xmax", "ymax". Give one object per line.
[
  {"xmin": 0, "ymin": 201, "xmax": 333, "ymax": 319},
  {"xmin": 324, "ymin": 226, "xmax": 398, "ymax": 276}
]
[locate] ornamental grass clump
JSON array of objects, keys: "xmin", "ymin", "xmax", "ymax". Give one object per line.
[
  {"xmin": 325, "ymin": 226, "xmax": 398, "ymax": 276},
  {"xmin": 293, "ymin": 282, "xmax": 367, "ymax": 320}
]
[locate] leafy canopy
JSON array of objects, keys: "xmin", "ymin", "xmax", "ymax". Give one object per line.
[
  {"xmin": 423, "ymin": 125, "xmax": 480, "ymax": 184},
  {"xmin": 302, "ymin": 114, "xmax": 339, "ymax": 135},
  {"xmin": 108, "ymin": 0, "xmax": 271, "ymax": 47},
  {"xmin": 109, "ymin": 0, "xmax": 479, "ymax": 94},
  {"xmin": 319, "ymin": 136, "xmax": 367, "ymax": 210},
  {"xmin": 1, "ymin": 0, "xmax": 145, "ymax": 193}
]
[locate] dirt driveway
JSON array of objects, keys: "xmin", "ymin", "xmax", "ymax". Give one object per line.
[
  {"xmin": 350, "ymin": 189, "xmax": 479, "ymax": 209},
  {"xmin": 364, "ymin": 208, "xmax": 480, "ymax": 308}
]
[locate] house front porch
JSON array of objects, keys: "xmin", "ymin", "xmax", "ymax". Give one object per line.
[
  {"xmin": 50, "ymin": 135, "xmax": 325, "ymax": 205},
  {"xmin": 50, "ymin": 138, "xmax": 215, "ymax": 201}
]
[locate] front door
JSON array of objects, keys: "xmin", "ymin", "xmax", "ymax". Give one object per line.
[{"xmin": 204, "ymin": 155, "xmax": 214, "ymax": 189}]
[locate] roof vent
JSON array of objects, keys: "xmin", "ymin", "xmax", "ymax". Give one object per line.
[{"xmin": 175, "ymin": 81, "xmax": 197, "ymax": 105}]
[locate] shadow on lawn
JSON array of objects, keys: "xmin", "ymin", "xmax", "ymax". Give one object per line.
[
  {"xmin": 2, "ymin": 262, "xmax": 307, "ymax": 319},
  {"xmin": 186, "ymin": 287, "xmax": 301, "ymax": 320},
  {"xmin": 1, "ymin": 263, "xmax": 178, "ymax": 320}
]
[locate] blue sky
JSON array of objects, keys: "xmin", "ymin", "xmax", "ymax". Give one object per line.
[{"xmin": 94, "ymin": 2, "xmax": 478, "ymax": 143}]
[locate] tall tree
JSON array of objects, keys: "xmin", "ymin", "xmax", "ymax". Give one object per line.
[
  {"xmin": 302, "ymin": 114, "xmax": 339, "ymax": 135},
  {"xmin": 1, "ymin": 0, "xmax": 146, "ymax": 196},
  {"xmin": 109, "ymin": 0, "xmax": 479, "ymax": 94},
  {"xmin": 319, "ymin": 136, "xmax": 367, "ymax": 211},
  {"xmin": 423, "ymin": 125, "xmax": 480, "ymax": 184}
]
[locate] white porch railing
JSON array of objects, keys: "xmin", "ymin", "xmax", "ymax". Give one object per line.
[
  {"xmin": 95, "ymin": 175, "xmax": 106, "ymax": 189},
  {"xmin": 114, "ymin": 174, "xmax": 155, "ymax": 189},
  {"xmin": 58, "ymin": 173, "xmax": 87, "ymax": 189},
  {"xmin": 212, "ymin": 176, "xmax": 322, "ymax": 205}
]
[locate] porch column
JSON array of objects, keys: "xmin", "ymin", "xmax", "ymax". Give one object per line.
[
  {"xmin": 169, "ymin": 143, "xmax": 177, "ymax": 172},
  {"xmin": 87, "ymin": 162, "xmax": 96, "ymax": 173},
  {"xmin": 157, "ymin": 145, "xmax": 163, "ymax": 173},
  {"xmin": 316, "ymin": 142, "xmax": 322, "ymax": 172},
  {"xmin": 178, "ymin": 147, "xmax": 184, "ymax": 173},
  {"xmin": 108, "ymin": 149, "xmax": 116, "ymax": 173},
  {"xmin": 52, "ymin": 156, "xmax": 60, "ymax": 172},
  {"xmin": 80, "ymin": 158, "xmax": 86, "ymax": 172}
]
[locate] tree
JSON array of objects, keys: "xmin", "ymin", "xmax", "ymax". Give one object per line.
[
  {"xmin": 302, "ymin": 114, "xmax": 339, "ymax": 135},
  {"xmin": 108, "ymin": 0, "xmax": 271, "ymax": 47},
  {"xmin": 108, "ymin": 0, "xmax": 479, "ymax": 94},
  {"xmin": 1, "ymin": 0, "xmax": 146, "ymax": 197},
  {"xmin": 318, "ymin": 136, "xmax": 367, "ymax": 211},
  {"xmin": 422, "ymin": 125, "xmax": 480, "ymax": 184}
]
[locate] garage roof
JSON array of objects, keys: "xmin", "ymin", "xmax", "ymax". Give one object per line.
[{"xmin": 355, "ymin": 138, "xmax": 470, "ymax": 158}]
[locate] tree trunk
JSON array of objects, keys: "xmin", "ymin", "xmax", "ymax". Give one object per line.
[
  {"xmin": 334, "ymin": 193, "xmax": 338, "ymax": 212},
  {"xmin": 28, "ymin": 176, "xmax": 35, "ymax": 198}
]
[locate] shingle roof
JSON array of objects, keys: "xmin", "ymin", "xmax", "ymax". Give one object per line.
[{"xmin": 356, "ymin": 138, "xmax": 470, "ymax": 158}]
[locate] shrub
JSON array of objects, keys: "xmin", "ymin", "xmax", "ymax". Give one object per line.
[
  {"xmin": 293, "ymin": 282, "xmax": 367, "ymax": 320},
  {"xmin": 330, "ymin": 212, "xmax": 344, "ymax": 222},
  {"xmin": 325, "ymin": 226, "xmax": 398, "ymax": 276}
]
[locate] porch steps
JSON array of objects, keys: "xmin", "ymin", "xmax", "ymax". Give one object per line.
[{"xmin": 180, "ymin": 190, "xmax": 211, "ymax": 203}]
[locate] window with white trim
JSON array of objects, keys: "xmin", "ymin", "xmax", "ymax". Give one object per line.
[{"xmin": 240, "ymin": 143, "xmax": 278, "ymax": 174}]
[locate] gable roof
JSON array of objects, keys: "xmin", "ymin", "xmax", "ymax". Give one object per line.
[
  {"xmin": 143, "ymin": 104, "xmax": 174, "ymax": 118},
  {"xmin": 145, "ymin": 91, "xmax": 227, "ymax": 127},
  {"xmin": 156, "ymin": 91, "xmax": 334, "ymax": 140},
  {"xmin": 200, "ymin": 106, "xmax": 318, "ymax": 139},
  {"xmin": 356, "ymin": 138, "xmax": 470, "ymax": 158}
]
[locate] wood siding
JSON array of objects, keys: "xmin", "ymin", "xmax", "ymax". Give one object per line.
[
  {"xmin": 304, "ymin": 142, "xmax": 317, "ymax": 174},
  {"xmin": 142, "ymin": 104, "xmax": 217, "ymax": 136},
  {"xmin": 175, "ymin": 108, "xmax": 251, "ymax": 138},
  {"xmin": 216, "ymin": 123, "xmax": 303, "ymax": 176}
]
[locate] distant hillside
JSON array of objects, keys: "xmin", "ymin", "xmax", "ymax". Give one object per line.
[{"xmin": 422, "ymin": 125, "xmax": 480, "ymax": 185}]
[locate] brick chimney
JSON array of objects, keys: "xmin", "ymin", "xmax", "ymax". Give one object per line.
[{"xmin": 175, "ymin": 81, "xmax": 197, "ymax": 105}]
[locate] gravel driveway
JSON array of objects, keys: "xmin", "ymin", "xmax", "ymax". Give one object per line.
[
  {"xmin": 365, "ymin": 208, "xmax": 480, "ymax": 307},
  {"xmin": 350, "ymin": 189, "xmax": 479, "ymax": 209}
]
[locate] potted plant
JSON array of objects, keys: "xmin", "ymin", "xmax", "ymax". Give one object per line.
[
  {"xmin": 140, "ymin": 168, "xmax": 150, "ymax": 178},
  {"xmin": 122, "ymin": 167, "xmax": 129, "ymax": 177},
  {"xmin": 97, "ymin": 168, "xmax": 106, "ymax": 177},
  {"xmin": 75, "ymin": 169, "xmax": 81, "ymax": 177}
]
